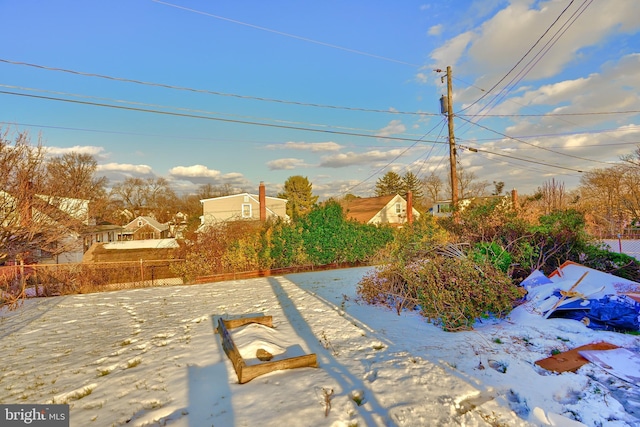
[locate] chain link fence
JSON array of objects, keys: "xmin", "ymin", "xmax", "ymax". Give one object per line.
[
  {"xmin": 1, "ymin": 259, "xmax": 185, "ymax": 306},
  {"xmin": 601, "ymin": 238, "xmax": 640, "ymax": 261}
]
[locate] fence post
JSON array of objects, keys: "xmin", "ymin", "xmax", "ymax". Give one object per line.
[
  {"xmin": 618, "ymin": 233, "xmax": 622, "ymax": 253},
  {"xmin": 140, "ymin": 259, "xmax": 144, "ymax": 283},
  {"xmin": 19, "ymin": 259, "xmax": 25, "ymax": 295}
]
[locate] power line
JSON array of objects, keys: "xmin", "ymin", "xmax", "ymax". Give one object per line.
[
  {"xmin": 2, "ymin": 83, "xmax": 438, "ymax": 137},
  {"xmin": 343, "ymin": 117, "xmax": 449, "ymax": 195},
  {"xmin": 0, "ymin": 58, "xmax": 433, "ymax": 116},
  {"xmin": 458, "ymin": 143, "xmax": 584, "ymax": 173},
  {"xmin": 2, "ymin": 58, "xmax": 636, "ymax": 120},
  {"xmin": 479, "ymin": 0, "xmax": 593, "ymax": 117},
  {"xmin": 457, "ymin": 115, "xmax": 612, "ymax": 165},
  {"xmin": 458, "ymin": 110, "xmax": 640, "ymax": 118},
  {"xmin": 0, "ymin": 90, "xmax": 446, "ymax": 145},
  {"xmin": 458, "ymin": 0, "xmax": 579, "ymax": 114},
  {"xmin": 151, "ymin": 0, "xmax": 421, "ymax": 68}
]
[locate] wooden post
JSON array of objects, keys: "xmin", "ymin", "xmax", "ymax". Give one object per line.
[{"xmin": 446, "ymin": 66, "xmax": 458, "ymax": 217}]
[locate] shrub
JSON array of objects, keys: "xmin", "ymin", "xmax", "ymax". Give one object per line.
[{"xmin": 358, "ymin": 250, "xmax": 526, "ymax": 331}]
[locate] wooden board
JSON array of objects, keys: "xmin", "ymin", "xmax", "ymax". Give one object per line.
[
  {"xmin": 222, "ymin": 315, "xmax": 273, "ymax": 330},
  {"xmin": 535, "ymin": 342, "xmax": 619, "ymax": 373},
  {"xmin": 216, "ymin": 316, "xmax": 317, "ymax": 384}
]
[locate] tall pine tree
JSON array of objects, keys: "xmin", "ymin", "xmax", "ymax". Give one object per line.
[
  {"xmin": 375, "ymin": 171, "xmax": 403, "ymax": 196},
  {"xmin": 278, "ymin": 175, "xmax": 318, "ymax": 220}
]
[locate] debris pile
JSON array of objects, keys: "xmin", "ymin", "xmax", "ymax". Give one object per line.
[{"xmin": 521, "ymin": 261, "xmax": 640, "ymax": 332}]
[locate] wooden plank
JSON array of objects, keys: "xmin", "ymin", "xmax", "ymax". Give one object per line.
[
  {"xmin": 543, "ymin": 271, "xmax": 588, "ymax": 319},
  {"xmin": 240, "ymin": 353, "xmax": 318, "ymax": 384},
  {"xmin": 216, "ymin": 315, "xmax": 318, "ymax": 384},
  {"xmin": 217, "ymin": 317, "xmax": 246, "ymax": 380},
  {"xmin": 535, "ymin": 342, "xmax": 619, "ymax": 373},
  {"xmin": 223, "ymin": 315, "xmax": 273, "ymax": 330}
]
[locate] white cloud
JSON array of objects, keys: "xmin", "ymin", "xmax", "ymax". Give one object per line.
[
  {"xmin": 502, "ymin": 54, "xmax": 640, "ymax": 135},
  {"xmin": 169, "ymin": 164, "xmax": 248, "ymax": 186},
  {"xmin": 426, "ymin": 0, "xmax": 640, "ymax": 107},
  {"xmin": 169, "ymin": 165, "xmax": 221, "ymax": 179},
  {"xmin": 98, "ymin": 163, "xmax": 153, "ymax": 175},
  {"xmin": 319, "ymin": 149, "xmax": 409, "ymax": 168},
  {"xmin": 428, "ymin": 24, "xmax": 443, "ymax": 36},
  {"xmin": 267, "ymin": 158, "xmax": 308, "ymax": 170},
  {"xmin": 266, "ymin": 141, "xmax": 342, "ymax": 152},
  {"xmin": 376, "ymin": 120, "xmax": 406, "ymax": 138},
  {"xmin": 429, "ymin": 31, "xmax": 475, "ymax": 71},
  {"xmin": 45, "ymin": 145, "xmax": 106, "ymax": 157}
]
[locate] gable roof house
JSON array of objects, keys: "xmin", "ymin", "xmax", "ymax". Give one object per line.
[
  {"xmin": 430, "ymin": 190, "xmax": 518, "ymax": 218},
  {"xmin": 121, "ymin": 216, "xmax": 170, "ymax": 241},
  {"xmin": 339, "ymin": 194, "xmax": 420, "ymax": 226},
  {"xmin": 83, "ymin": 221, "xmax": 124, "ymax": 252},
  {"xmin": 199, "ymin": 182, "xmax": 288, "ymax": 229},
  {"xmin": 1, "ymin": 190, "xmax": 90, "ymax": 264}
]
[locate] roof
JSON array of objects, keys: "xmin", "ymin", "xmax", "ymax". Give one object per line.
[
  {"xmin": 124, "ymin": 216, "xmax": 169, "ymax": 232},
  {"xmin": 102, "ymin": 238, "xmax": 179, "ymax": 250},
  {"xmin": 339, "ymin": 195, "xmax": 397, "ymax": 223},
  {"xmin": 200, "ymin": 193, "xmax": 287, "ymax": 203}
]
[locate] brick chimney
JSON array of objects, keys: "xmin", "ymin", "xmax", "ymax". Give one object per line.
[
  {"xmin": 259, "ymin": 181, "xmax": 266, "ymax": 221},
  {"xmin": 406, "ymin": 191, "xmax": 413, "ymax": 224}
]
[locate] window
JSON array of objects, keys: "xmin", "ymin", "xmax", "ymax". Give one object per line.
[
  {"xmin": 242, "ymin": 204, "xmax": 252, "ymax": 218},
  {"xmin": 395, "ymin": 203, "xmax": 402, "ymax": 214}
]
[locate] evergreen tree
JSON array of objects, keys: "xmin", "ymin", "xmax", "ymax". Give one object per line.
[
  {"xmin": 402, "ymin": 171, "xmax": 424, "ymax": 201},
  {"xmin": 278, "ymin": 175, "xmax": 318, "ymax": 220},
  {"xmin": 375, "ymin": 171, "xmax": 403, "ymax": 196}
]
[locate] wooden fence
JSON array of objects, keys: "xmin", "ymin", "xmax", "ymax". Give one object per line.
[{"xmin": 1, "ymin": 259, "xmax": 186, "ymax": 298}]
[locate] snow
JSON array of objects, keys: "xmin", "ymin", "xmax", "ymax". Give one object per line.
[{"xmin": 1, "ymin": 266, "xmax": 639, "ymax": 427}]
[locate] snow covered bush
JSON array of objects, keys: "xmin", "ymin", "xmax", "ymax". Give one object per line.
[{"xmin": 357, "ymin": 250, "xmax": 526, "ymax": 331}]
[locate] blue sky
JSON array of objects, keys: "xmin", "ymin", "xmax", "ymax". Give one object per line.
[{"xmin": 2, "ymin": 0, "xmax": 639, "ymax": 199}]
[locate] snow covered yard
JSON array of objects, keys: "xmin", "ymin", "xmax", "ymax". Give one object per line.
[{"xmin": 1, "ymin": 266, "xmax": 639, "ymax": 426}]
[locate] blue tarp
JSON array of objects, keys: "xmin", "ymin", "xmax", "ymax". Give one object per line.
[{"xmin": 549, "ymin": 294, "xmax": 640, "ymax": 331}]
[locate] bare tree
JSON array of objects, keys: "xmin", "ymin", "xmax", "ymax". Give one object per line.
[
  {"xmin": 196, "ymin": 183, "xmax": 234, "ymax": 200},
  {"xmin": 538, "ymin": 178, "xmax": 568, "ymax": 215},
  {"xmin": 578, "ymin": 165, "xmax": 636, "ymax": 236},
  {"xmin": 45, "ymin": 152, "xmax": 108, "ymax": 220},
  {"xmin": 445, "ymin": 167, "xmax": 489, "ymax": 199},
  {"xmin": 109, "ymin": 177, "xmax": 178, "ymax": 223},
  {"xmin": 422, "ymin": 172, "xmax": 444, "ymax": 205},
  {"xmin": 0, "ymin": 130, "xmax": 89, "ymax": 263}
]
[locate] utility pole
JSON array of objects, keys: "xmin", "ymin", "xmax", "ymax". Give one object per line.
[{"xmin": 445, "ymin": 66, "xmax": 458, "ymax": 212}]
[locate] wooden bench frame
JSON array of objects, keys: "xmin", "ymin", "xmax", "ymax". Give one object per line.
[{"xmin": 216, "ymin": 315, "xmax": 318, "ymax": 384}]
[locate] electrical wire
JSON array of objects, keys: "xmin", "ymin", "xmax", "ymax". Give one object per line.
[
  {"xmin": 0, "ymin": 58, "xmax": 433, "ymax": 117},
  {"xmin": 151, "ymin": 0, "xmax": 421, "ymax": 68},
  {"xmin": 457, "ymin": 0, "xmax": 579, "ymax": 114},
  {"xmin": 342, "ymin": 117, "xmax": 449, "ymax": 195},
  {"xmin": 478, "ymin": 0, "xmax": 593, "ymax": 117},
  {"xmin": 1, "ymin": 83, "xmax": 436, "ymax": 138},
  {"xmin": 0, "ymin": 89, "xmax": 446, "ymax": 145},
  {"xmin": 456, "ymin": 115, "xmax": 613, "ymax": 165},
  {"xmin": 458, "ymin": 143, "xmax": 583, "ymax": 173}
]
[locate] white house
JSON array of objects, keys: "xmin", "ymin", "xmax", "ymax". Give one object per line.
[{"xmin": 199, "ymin": 182, "xmax": 288, "ymax": 229}]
